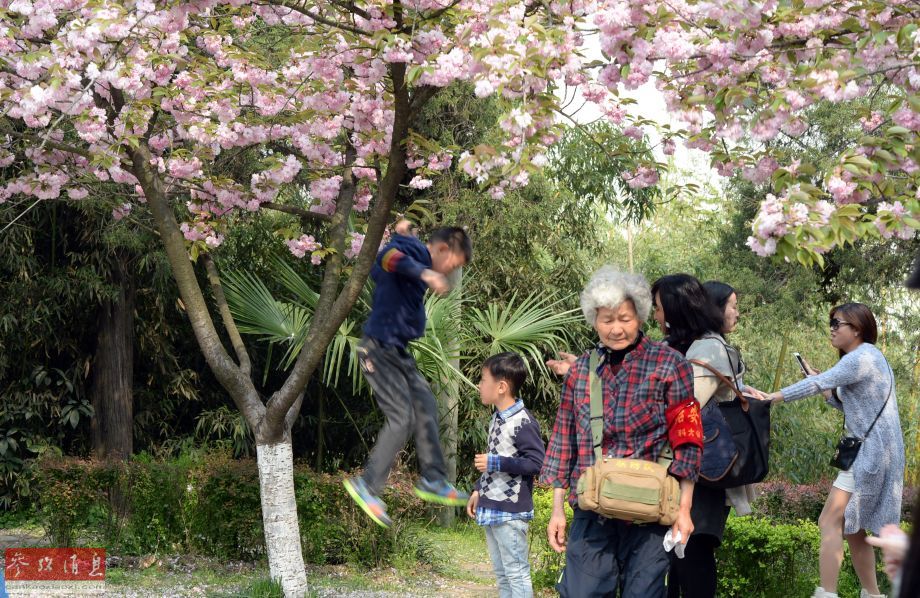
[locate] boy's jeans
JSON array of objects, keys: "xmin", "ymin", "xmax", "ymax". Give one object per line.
[
  {"xmin": 357, "ymin": 336, "xmax": 448, "ymax": 494},
  {"xmin": 484, "ymin": 519, "xmax": 533, "ymax": 598}
]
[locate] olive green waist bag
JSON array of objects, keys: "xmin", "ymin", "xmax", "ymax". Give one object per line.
[{"xmin": 575, "ymin": 352, "xmax": 681, "ymax": 525}]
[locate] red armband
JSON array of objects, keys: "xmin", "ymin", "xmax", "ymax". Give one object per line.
[{"xmin": 665, "ymin": 399, "xmax": 703, "ymax": 449}]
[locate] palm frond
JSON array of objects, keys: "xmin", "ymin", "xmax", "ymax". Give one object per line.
[
  {"xmin": 221, "ymin": 269, "xmax": 310, "ymax": 345},
  {"xmin": 411, "ymin": 291, "xmax": 476, "ymax": 391},
  {"xmin": 270, "ymin": 256, "xmax": 319, "ymax": 309},
  {"xmin": 465, "ymin": 292, "xmax": 581, "ymax": 378}
]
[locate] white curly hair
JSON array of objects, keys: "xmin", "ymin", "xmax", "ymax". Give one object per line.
[{"xmin": 580, "ymin": 265, "xmax": 653, "ymax": 325}]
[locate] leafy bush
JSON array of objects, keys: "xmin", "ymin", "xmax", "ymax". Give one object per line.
[
  {"xmin": 753, "ymin": 480, "xmax": 830, "ymax": 524},
  {"xmin": 30, "ymin": 455, "xmax": 117, "ymax": 546},
  {"xmin": 185, "ymin": 451, "xmax": 265, "ymax": 559},
  {"xmin": 119, "ymin": 454, "xmax": 191, "ymax": 554},
  {"xmin": 245, "ymin": 577, "xmax": 283, "ymax": 598},
  {"xmin": 28, "ymin": 449, "xmax": 436, "ymax": 568},
  {"xmin": 530, "ymin": 485, "xmax": 570, "ymax": 590},
  {"xmin": 718, "ymin": 515, "xmax": 886, "ymax": 597},
  {"xmin": 755, "ymin": 480, "xmax": 918, "ymax": 524},
  {"xmin": 294, "ymin": 467, "xmax": 433, "ymax": 568}
]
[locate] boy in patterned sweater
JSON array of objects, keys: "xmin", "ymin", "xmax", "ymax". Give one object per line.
[{"xmin": 466, "ymin": 352, "xmax": 545, "ymax": 598}]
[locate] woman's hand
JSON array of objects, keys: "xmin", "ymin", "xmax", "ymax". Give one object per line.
[
  {"xmin": 762, "ymin": 392, "xmax": 784, "ymax": 404},
  {"xmin": 548, "ymin": 511, "xmax": 568, "ymax": 553},
  {"xmin": 546, "ymin": 351, "xmax": 577, "ymax": 376},
  {"xmin": 799, "ymin": 356, "xmax": 819, "ymax": 376},
  {"xmin": 743, "ymin": 386, "xmax": 767, "ymax": 401},
  {"xmin": 672, "ymin": 508, "xmax": 694, "ymax": 547}
]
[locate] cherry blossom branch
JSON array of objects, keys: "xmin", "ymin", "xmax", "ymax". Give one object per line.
[
  {"xmin": 327, "ymin": 0, "xmax": 371, "ymax": 21},
  {"xmin": 261, "ymin": 201, "xmax": 332, "ymax": 222},
  {"xmin": 128, "ymin": 144, "xmax": 266, "ymax": 425},
  {"xmin": 268, "ymin": 0, "xmax": 369, "ymax": 35}
]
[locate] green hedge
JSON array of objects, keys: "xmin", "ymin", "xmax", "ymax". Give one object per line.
[
  {"xmin": 528, "ymin": 486, "xmax": 888, "ymax": 596},
  {"xmin": 718, "ymin": 514, "xmax": 896, "ymax": 597},
  {"xmin": 29, "ymin": 450, "xmax": 432, "ymax": 567}
]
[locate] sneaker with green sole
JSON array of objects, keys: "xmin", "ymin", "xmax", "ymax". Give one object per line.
[
  {"xmin": 343, "ymin": 476, "xmax": 392, "ymax": 528},
  {"xmin": 413, "ymin": 477, "xmax": 469, "ymax": 506}
]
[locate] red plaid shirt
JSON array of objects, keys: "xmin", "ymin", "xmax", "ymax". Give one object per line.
[{"xmin": 540, "ymin": 335, "xmax": 702, "ymax": 507}]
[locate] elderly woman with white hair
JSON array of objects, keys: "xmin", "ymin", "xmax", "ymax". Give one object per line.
[{"xmin": 540, "ymin": 266, "xmax": 702, "ymax": 597}]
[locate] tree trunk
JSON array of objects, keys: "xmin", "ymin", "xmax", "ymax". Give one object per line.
[
  {"xmin": 436, "ymin": 268, "xmax": 462, "ymax": 527},
  {"xmin": 89, "ymin": 250, "xmax": 135, "ymax": 461},
  {"xmin": 315, "ymin": 387, "xmax": 325, "ymax": 472},
  {"xmin": 257, "ymin": 441, "xmax": 308, "ymax": 597}
]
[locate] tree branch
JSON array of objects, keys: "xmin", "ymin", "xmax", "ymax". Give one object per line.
[
  {"xmin": 264, "ymin": 59, "xmax": 414, "ymax": 439},
  {"xmin": 263, "ymin": 141, "xmax": 358, "ymax": 435},
  {"xmin": 202, "ymin": 253, "xmax": 253, "ymax": 378},
  {"xmin": 127, "ymin": 143, "xmax": 266, "ymax": 425},
  {"xmin": 261, "ymin": 201, "xmax": 332, "ymax": 222},
  {"xmin": 266, "ymin": 0, "xmax": 369, "ymax": 35}
]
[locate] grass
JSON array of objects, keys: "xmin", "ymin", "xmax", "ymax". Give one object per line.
[{"xmin": 95, "ymin": 522, "xmax": 498, "ymax": 597}]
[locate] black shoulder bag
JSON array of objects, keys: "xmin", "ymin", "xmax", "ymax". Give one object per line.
[
  {"xmin": 690, "ymin": 358, "xmax": 771, "ymax": 488},
  {"xmin": 830, "ymin": 364, "xmax": 894, "ymax": 470}
]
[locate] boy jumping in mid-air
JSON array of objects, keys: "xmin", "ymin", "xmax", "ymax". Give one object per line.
[
  {"xmin": 467, "ymin": 352, "xmax": 544, "ymax": 598},
  {"xmin": 344, "ymin": 221, "xmax": 472, "ymax": 527}
]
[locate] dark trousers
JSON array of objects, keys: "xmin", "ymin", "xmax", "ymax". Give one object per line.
[
  {"xmin": 556, "ymin": 509, "xmax": 670, "ymax": 598},
  {"xmin": 357, "ymin": 336, "xmax": 447, "ymax": 495},
  {"xmin": 667, "ymin": 533, "xmax": 719, "ymax": 598}
]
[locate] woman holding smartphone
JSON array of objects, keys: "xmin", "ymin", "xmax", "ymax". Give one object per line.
[{"xmin": 764, "ymin": 303, "xmax": 904, "ymax": 598}]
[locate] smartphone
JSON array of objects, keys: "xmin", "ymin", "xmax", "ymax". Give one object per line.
[{"xmin": 793, "ymin": 352, "xmax": 809, "ymax": 376}]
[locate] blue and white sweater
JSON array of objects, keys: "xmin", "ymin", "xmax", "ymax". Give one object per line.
[{"xmin": 474, "ymin": 400, "xmax": 545, "ymax": 516}]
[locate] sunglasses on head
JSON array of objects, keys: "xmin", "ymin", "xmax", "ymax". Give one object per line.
[{"xmin": 829, "ymin": 318, "xmax": 853, "ymax": 331}]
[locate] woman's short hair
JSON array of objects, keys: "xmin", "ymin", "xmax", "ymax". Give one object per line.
[
  {"xmin": 830, "ymin": 303, "xmax": 878, "ymax": 345},
  {"xmin": 651, "ymin": 274, "xmax": 725, "ymax": 355},
  {"xmin": 580, "ymin": 266, "xmax": 652, "ymax": 325}
]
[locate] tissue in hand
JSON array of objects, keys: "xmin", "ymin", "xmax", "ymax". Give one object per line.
[{"xmin": 663, "ymin": 529, "xmax": 685, "ymax": 559}]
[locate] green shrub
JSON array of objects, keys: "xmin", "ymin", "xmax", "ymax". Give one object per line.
[
  {"xmin": 30, "ymin": 456, "xmax": 117, "ymax": 546},
  {"xmin": 753, "ymin": 481, "xmax": 830, "ymax": 524},
  {"xmin": 717, "ymin": 515, "xmax": 885, "ymax": 597},
  {"xmin": 245, "ymin": 577, "xmax": 284, "ymax": 597},
  {"xmin": 294, "ymin": 468, "xmax": 433, "ymax": 568},
  {"xmin": 755, "ymin": 481, "xmax": 918, "ymax": 525},
  {"xmin": 27, "ymin": 450, "xmax": 464, "ymax": 570},
  {"xmin": 119, "ymin": 455, "xmax": 190, "ymax": 554},
  {"xmin": 530, "ymin": 485, "xmax": 570, "ymax": 590},
  {"xmin": 186, "ymin": 451, "xmax": 265, "ymax": 560}
]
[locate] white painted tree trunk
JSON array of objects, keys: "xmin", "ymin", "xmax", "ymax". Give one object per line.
[{"xmin": 256, "ymin": 442, "xmax": 308, "ymax": 597}]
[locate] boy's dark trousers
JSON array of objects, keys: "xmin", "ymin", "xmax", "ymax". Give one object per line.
[{"xmin": 357, "ymin": 335, "xmax": 448, "ymax": 494}]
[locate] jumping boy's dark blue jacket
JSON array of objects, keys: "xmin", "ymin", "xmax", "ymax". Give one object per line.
[{"xmin": 363, "ymin": 234, "xmax": 431, "ymax": 348}]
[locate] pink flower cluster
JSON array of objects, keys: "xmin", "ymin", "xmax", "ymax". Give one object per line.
[
  {"xmin": 344, "ymin": 232, "xmax": 365, "ymax": 259},
  {"xmin": 624, "ymin": 166, "xmax": 658, "ymax": 189},
  {"xmin": 0, "ymin": 0, "xmax": 916, "ymax": 267},
  {"xmin": 875, "ymin": 202, "xmax": 916, "ymax": 240},
  {"xmin": 285, "ymin": 234, "xmax": 323, "ymax": 264}
]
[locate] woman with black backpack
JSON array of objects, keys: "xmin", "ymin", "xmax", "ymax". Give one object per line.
[{"xmin": 652, "ymin": 275, "xmax": 765, "ymax": 598}]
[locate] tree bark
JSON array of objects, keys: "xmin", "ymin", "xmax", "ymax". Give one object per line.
[
  {"xmin": 436, "ymin": 268, "xmax": 462, "ymax": 527},
  {"xmin": 89, "ymin": 249, "xmax": 135, "ymax": 461},
  {"xmin": 256, "ymin": 441, "xmax": 308, "ymax": 597}
]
